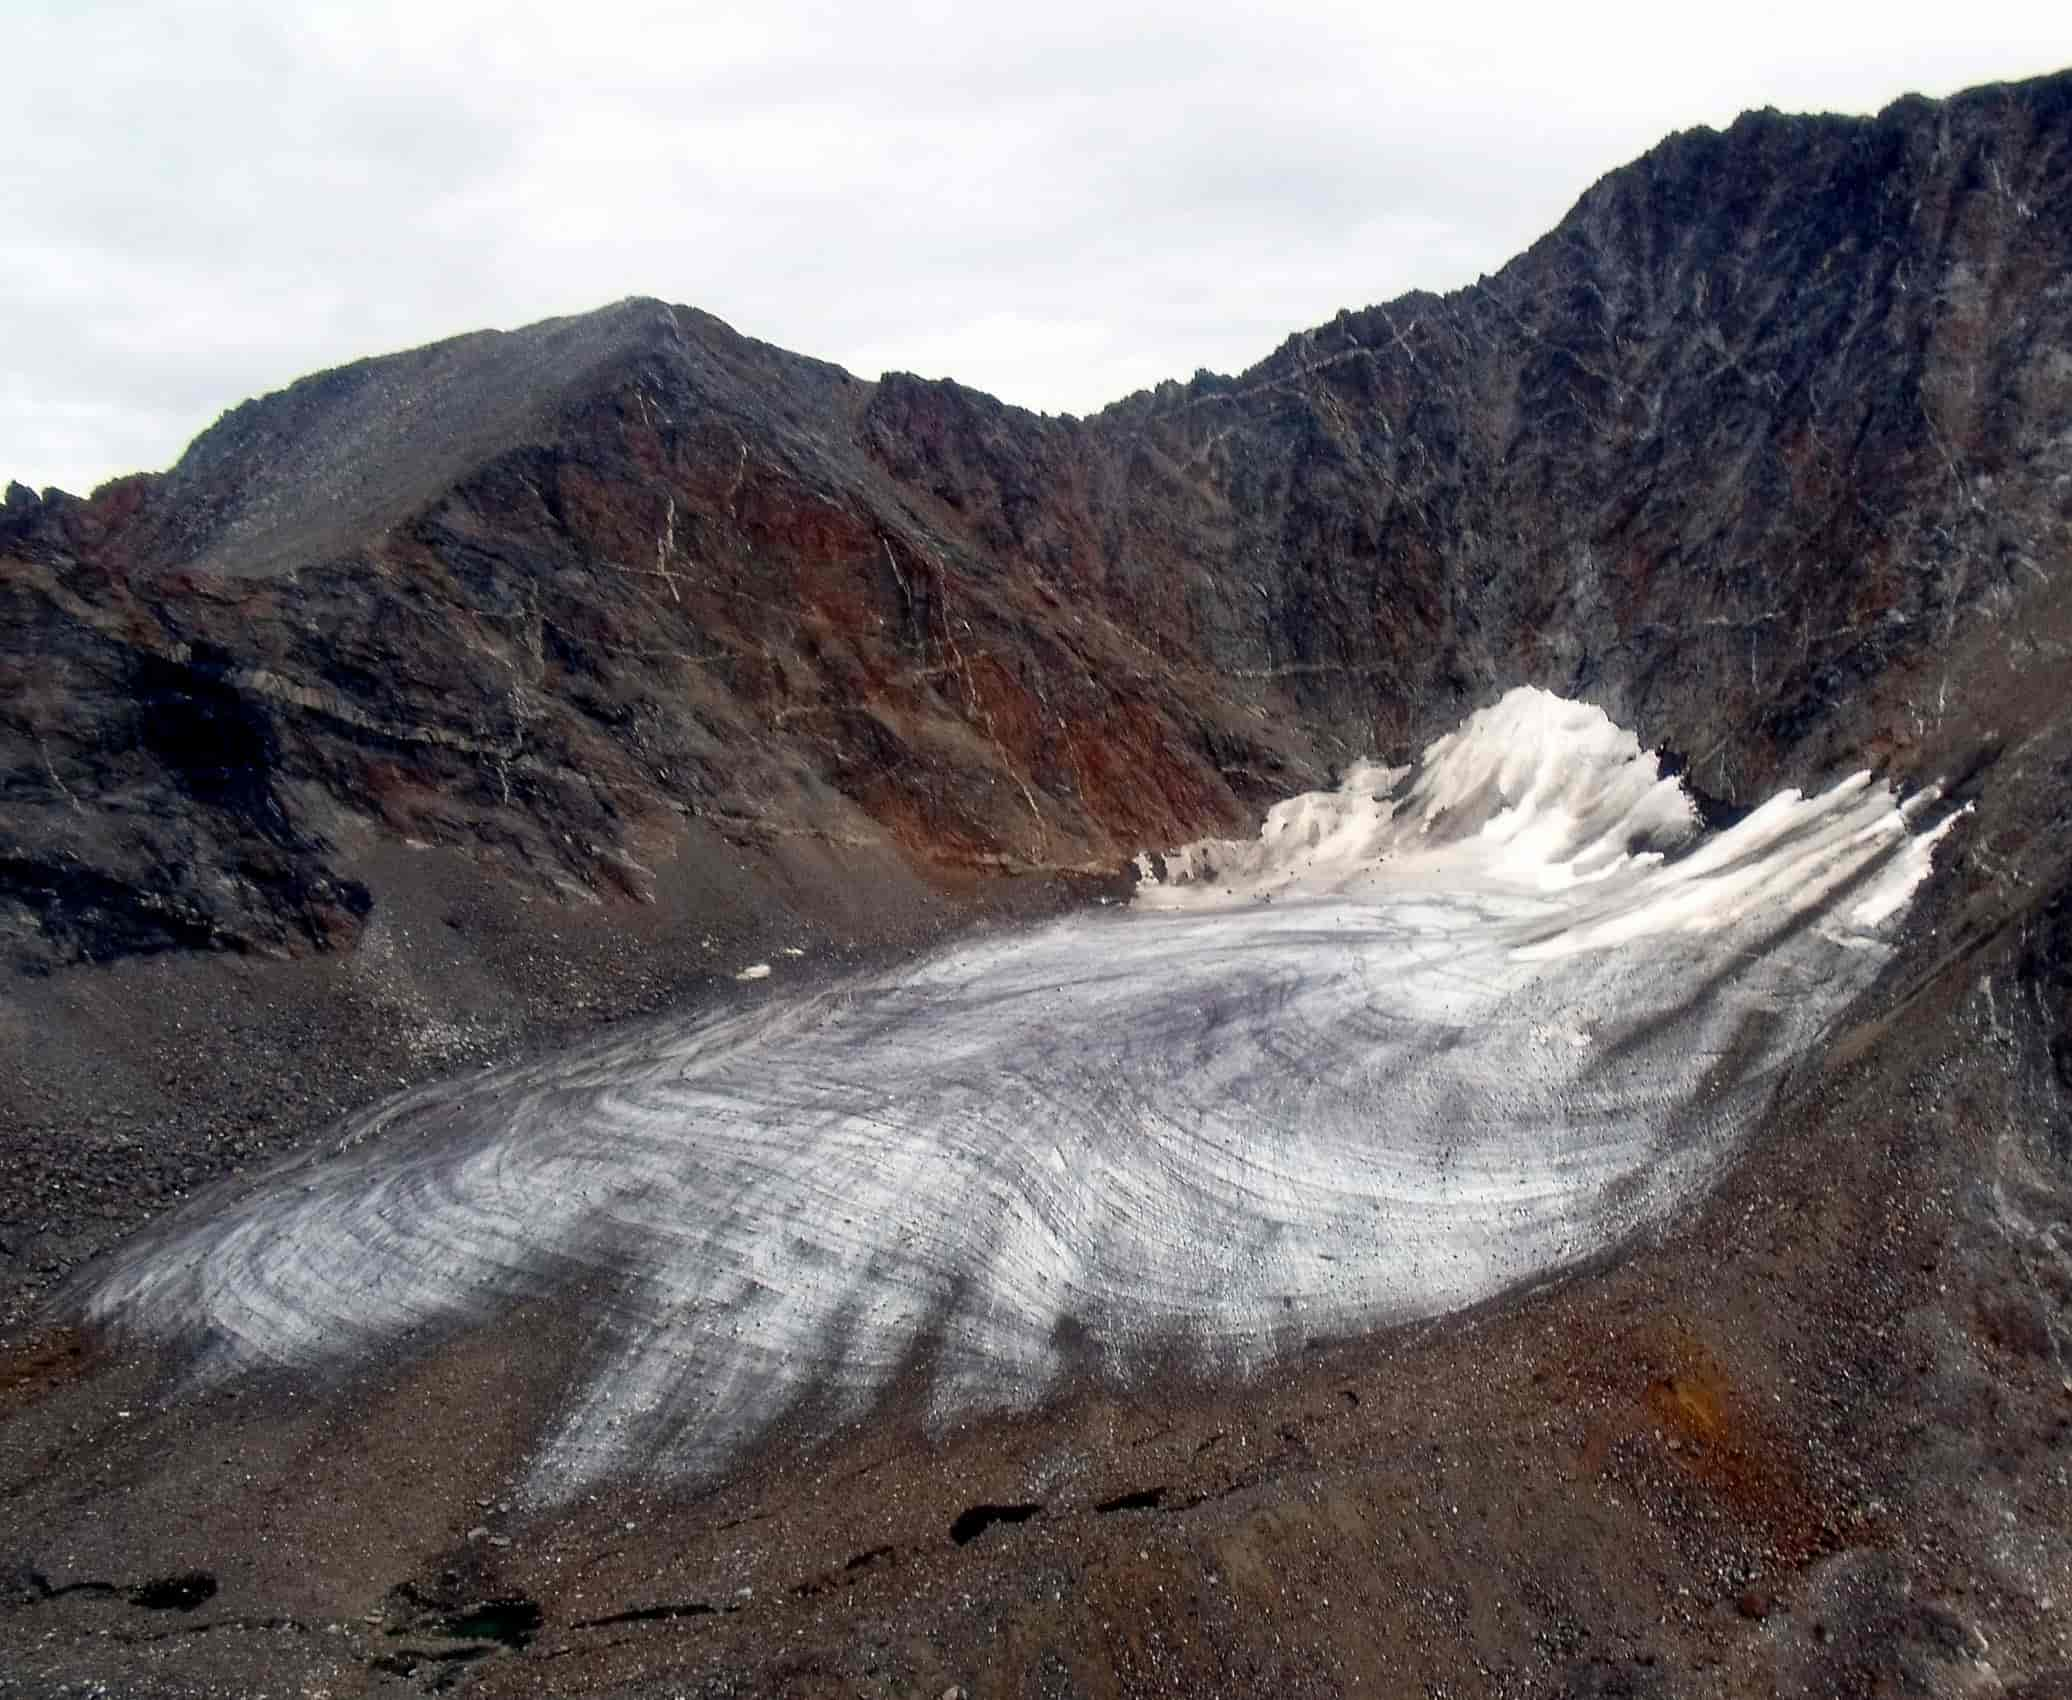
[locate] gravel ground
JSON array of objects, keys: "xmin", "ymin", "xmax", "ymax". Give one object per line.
[{"xmin": 3, "ymin": 790, "xmax": 2071, "ymax": 1698}]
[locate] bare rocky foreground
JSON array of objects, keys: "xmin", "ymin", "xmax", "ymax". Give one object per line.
[{"xmin": 4, "ymin": 68, "xmax": 2072, "ymax": 1700}]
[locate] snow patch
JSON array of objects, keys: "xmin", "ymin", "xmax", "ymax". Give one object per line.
[{"xmin": 1137, "ymin": 687, "xmax": 1947, "ymax": 957}]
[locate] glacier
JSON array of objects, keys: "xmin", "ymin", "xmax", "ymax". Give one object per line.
[{"xmin": 83, "ymin": 688, "xmax": 1961, "ymax": 1497}]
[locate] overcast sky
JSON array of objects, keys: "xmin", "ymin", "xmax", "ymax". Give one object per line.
[{"xmin": 5, "ymin": 1, "xmax": 2065, "ymax": 494}]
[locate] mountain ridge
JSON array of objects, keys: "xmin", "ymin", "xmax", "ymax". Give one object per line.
[
  {"xmin": 3, "ymin": 65, "xmax": 2066, "ymax": 993},
  {"xmin": 21, "ymin": 74, "xmax": 2065, "ymax": 505}
]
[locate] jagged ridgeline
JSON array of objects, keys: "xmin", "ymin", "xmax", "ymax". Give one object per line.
[{"xmin": 3, "ymin": 71, "xmax": 2068, "ymax": 978}]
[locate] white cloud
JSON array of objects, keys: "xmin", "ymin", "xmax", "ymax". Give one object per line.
[{"xmin": 4, "ymin": 0, "xmax": 2066, "ymax": 492}]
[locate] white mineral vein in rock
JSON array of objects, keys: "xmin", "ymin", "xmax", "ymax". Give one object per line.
[{"xmin": 84, "ymin": 689, "xmax": 1962, "ymax": 1497}]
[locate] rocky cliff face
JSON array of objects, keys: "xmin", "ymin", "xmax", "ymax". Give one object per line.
[{"xmin": 6, "ymin": 76, "xmax": 2069, "ymax": 983}]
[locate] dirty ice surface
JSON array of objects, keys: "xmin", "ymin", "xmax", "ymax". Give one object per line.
[{"xmin": 87, "ymin": 689, "xmax": 1960, "ymax": 1496}]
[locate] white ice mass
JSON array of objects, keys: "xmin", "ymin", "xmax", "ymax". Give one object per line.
[{"xmin": 85, "ymin": 689, "xmax": 1961, "ymax": 1496}]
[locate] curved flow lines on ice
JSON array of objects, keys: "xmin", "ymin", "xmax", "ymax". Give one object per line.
[{"xmin": 85, "ymin": 689, "xmax": 1962, "ymax": 1496}]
